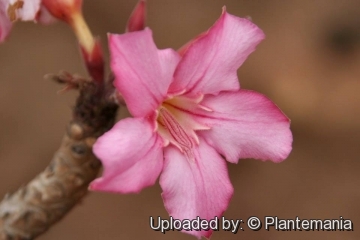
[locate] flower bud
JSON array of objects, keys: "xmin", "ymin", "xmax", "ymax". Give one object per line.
[
  {"xmin": 80, "ymin": 38, "xmax": 104, "ymax": 83},
  {"xmin": 126, "ymin": 0, "xmax": 146, "ymax": 32},
  {"xmin": 42, "ymin": 0, "xmax": 82, "ymax": 23}
]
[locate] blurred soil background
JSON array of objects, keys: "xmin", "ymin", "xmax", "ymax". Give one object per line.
[{"xmin": 1, "ymin": 0, "xmax": 360, "ymax": 239}]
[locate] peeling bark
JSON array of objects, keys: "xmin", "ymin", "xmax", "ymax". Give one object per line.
[{"xmin": 0, "ymin": 77, "xmax": 118, "ymax": 240}]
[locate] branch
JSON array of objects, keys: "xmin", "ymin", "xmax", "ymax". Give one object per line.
[{"xmin": 0, "ymin": 74, "xmax": 118, "ymax": 240}]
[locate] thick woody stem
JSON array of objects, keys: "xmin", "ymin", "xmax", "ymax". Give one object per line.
[{"xmin": 0, "ymin": 79, "xmax": 118, "ymax": 240}]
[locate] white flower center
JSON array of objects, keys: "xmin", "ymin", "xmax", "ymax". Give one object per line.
[{"xmin": 156, "ymin": 94, "xmax": 211, "ymax": 159}]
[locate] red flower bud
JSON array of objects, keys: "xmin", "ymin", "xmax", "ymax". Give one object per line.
[
  {"xmin": 126, "ymin": 0, "xmax": 146, "ymax": 32},
  {"xmin": 42, "ymin": 0, "xmax": 82, "ymax": 23}
]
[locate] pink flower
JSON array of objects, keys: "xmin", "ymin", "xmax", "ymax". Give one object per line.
[
  {"xmin": 0, "ymin": 0, "xmax": 54, "ymax": 42},
  {"xmin": 90, "ymin": 7, "xmax": 292, "ymax": 239}
]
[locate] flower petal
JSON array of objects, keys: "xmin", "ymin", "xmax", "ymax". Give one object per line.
[
  {"xmin": 169, "ymin": 8, "xmax": 265, "ymax": 96},
  {"xmin": 8, "ymin": 0, "xmax": 41, "ymax": 21},
  {"xmin": 160, "ymin": 141, "xmax": 233, "ymax": 239},
  {"xmin": 177, "ymin": 31, "xmax": 207, "ymax": 57},
  {"xmin": 90, "ymin": 118, "xmax": 164, "ymax": 193},
  {"xmin": 198, "ymin": 90, "xmax": 293, "ymax": 163},
  {"xmin": 109, "ymin": 29, "xmax": 181, "ymax": 117},
  {"xmin": 0, "ymin": 1, "xmax": 12, "ymax": 42}
]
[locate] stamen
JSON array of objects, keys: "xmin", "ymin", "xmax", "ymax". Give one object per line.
[
  {"xmin": 156, "ymin": 95, "xmax": 212, "ymax": 161},
  {"xmin": 159, "ymin": 108, "xmax": 193, "ymax": 151},
  {"xmin": 198, "ymin": 104, "xmax": 213, "ymax": 112}
]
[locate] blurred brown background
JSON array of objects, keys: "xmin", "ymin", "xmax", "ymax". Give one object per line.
[{"xmin": 1, "ymin": 0, "xmax": 360, "ymax": 239}]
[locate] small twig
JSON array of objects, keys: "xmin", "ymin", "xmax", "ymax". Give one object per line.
[
  {"xmin": 0, "ymin": 74, "xmax": 118, "ymax": 240},
  {"xmin": 45, "ymin": 71, "xmax": 90, "ymax": 94}
]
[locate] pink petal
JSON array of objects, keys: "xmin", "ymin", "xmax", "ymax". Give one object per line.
[
  {"xmin": 0, "ymin": 1, "xmax": 12, "ymax": 42},
  {"xmin": 126, "ymin": 0, "xmax": 146, "ymax": 32},
  {"xmin": 177, "ymin": 31, "xmax": 207, "ymax": 57},
  {"xmin": 90, "ymin": 118, "xmax": 164, "ymax": 193},
  {"xmin": 198, "ymin": 90, "xmax": 293, "ymax": 163},
  {"xmin": 8, "ymin": 0, "xmax": 41, "ymax": 21},
  {"xmin": 169, "ymin": 8, "xmax": 265, "ymax": 96},
  {"xmin": 109, "ymin": 29, "xmax": 181, "ymax": 117},
  {"xmin": 160, "ymin": 141, "xmax": 233, "ymax": 239}
]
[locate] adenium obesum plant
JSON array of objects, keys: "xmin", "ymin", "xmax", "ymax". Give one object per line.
[
  {"xmin": 0, "ymin": 0, "xmax": 292, "ymax": 239},
  {"xmin": 90, "ymin": 4, "xmax": 293, "ymax": 239}
]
